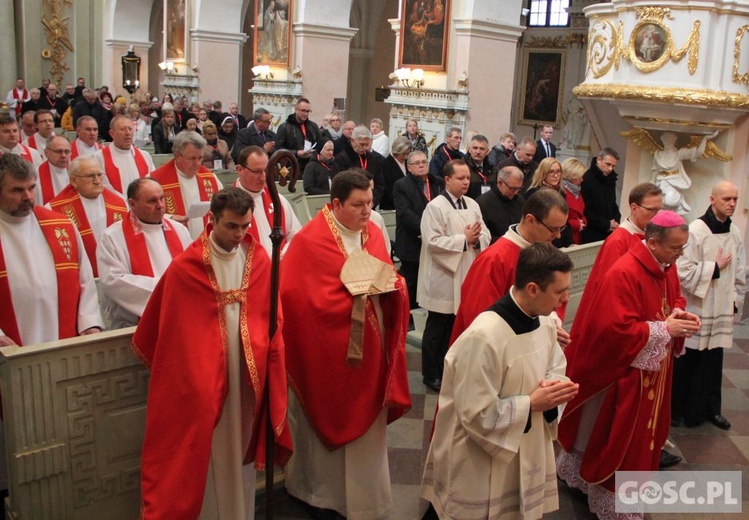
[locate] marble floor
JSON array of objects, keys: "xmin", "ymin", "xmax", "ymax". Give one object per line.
[{"xmin": 257, "ymin": 316, "xmax": 749, "ymax": 519}]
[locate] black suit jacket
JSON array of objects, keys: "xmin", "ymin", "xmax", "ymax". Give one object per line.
[
  {"xmin": 332, "ymin": 148, "xmax": 385, "ymax": 208},
  {"xmin": 533, "ymin": 139, "xmax": 557, "ymax": 163},
  {"xmin": 380, "ymin": 154, "xmax": 407, "ymax": 210},
  {"xmin": 232, "ymin": 123, "xmax": 277, "ymax": 163},
  {"xmin": 393, "ymin": 174, "xmax": 442, "ymax": 262}
]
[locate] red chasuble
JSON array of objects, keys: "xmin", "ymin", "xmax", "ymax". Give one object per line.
[
  {"xmin": 151, "ymin": 159, "xmax": 219, "ymax": 224},
  {"xmin": 558, "ymin": 242, "xmax": 686, "ymax": 489},
  {"xmin": 48, "ymin": 186, "xmax": 127, "ymax": 277},
  {"xmin": 133, "ymin": 230, "xmax": 292, "ymax": 519},
  {"xmin": 0, "ymin": 207, "xmax": 81, "ymax": 345},
  {"xmin": 569, "ymin": 226, "xmax": 643, "ymax": 347},
  {"xmin": 281, "ymin": 205, "xmax": 411, "ymax": 450},
  {"xmin": 12, "ymin": 88, "xmax": 29, "ymax": 116},
  {"xmin": 101, "ymin": 145, "xmax": 149, "ymax": 193}
]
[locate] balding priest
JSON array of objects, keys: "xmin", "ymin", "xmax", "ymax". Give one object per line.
[
  {"xmin": 47, "ymin": 156, "xmax": 127, "ymax": 277},
  {"xmin": 150, "ymin": 131, "xmax": 222, "ymax": 239},
  {"xmin": 97, "ymin": 178, "xmax": 192, "ymax": 329},
  {"xmin": 94, "ymin": 115, "xmax": 155, "ymax": 196},
  {"xmin": 0, "ymin": 153, "xmax": 103, "ymax": 347}
]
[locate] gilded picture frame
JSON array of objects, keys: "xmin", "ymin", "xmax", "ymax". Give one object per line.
[
  {"xmin": 519, "ymin": 49, "xmax": 566, "ymax": 126},
  {"xmin": 164, "ymin": 0, "xmax": 188, "ymax": 63},
  {"xmin": 254, "ymin": 0, "xmax": 292, "ymax": 67},
  {"xmin": 398, "ymin": 0, "xmax": 450, "ymax": 71},
  {"xmin": 629, "ymin": 20, "xmax": 671, "ymax": 72}
]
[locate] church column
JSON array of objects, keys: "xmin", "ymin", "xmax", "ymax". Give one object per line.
[
  {"xmin": 191, "ymin": 30, "xmax": 248, "ymax": 106},
  {"xmin": 348, "ymin": 47, "xmax": 375, "ymax": 122},
  {"xmin": 292, "ymin": 23, "xmax": 358, "ymax": 116},
  {"xmin": 0, "ymin": 0, "xmax": 17, "ymax": 87},
  {"xmin": 451, "ymin": 20, "xmax": 523, "ymax": 141},
  {"xmin": 103, "ymin": 40, "xmax": 153, "ymax": 99}
]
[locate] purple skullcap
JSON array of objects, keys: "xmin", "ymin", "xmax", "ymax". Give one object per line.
[{"xmin": 651, "ymin": 210, "xmax": 686, "ymax": 228}]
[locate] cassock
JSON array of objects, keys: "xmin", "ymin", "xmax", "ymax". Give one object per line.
[
  {"xmin": 151, "ymin": 159, "xmax": 223, "ymax": 239},
  {"xmin": 133, "ymin": 230, "xmax": 292, "ymax": 519},
  {"xmin": 557, "ymin": 241, "xmax": 686, "ymax": 516},
  {"xmin": 47, "ymin": 186, "xmax": 128, "ymax": 277},
  {"xmin": 94, "ymin": 145, "xmax": 155, "ymax": 196},
  {"xmin": 234, "ymin": 180, "xmax": 301, "ymax": 258},
  {"xmin": 417, "ymin": 192, "xmax": 490, "ymax": 315},
  {"xmin": 673, "ymin": 208, "xmax": 746, "ymax": 426},
  {"xmin": 281, "ymin": 205, "xmax": 411, "ymax": 520},
  {"xmin": 569, "ymin": 218, "xmax": 644, "ymax": 345},
  {"xmin": 0, "ymin": 206, "xmax": 103, "ymax": 345},
  {"xmin": 422, "ymin": 293, "xmax": 568, "ymax": 519},
  {"xmin": 36, "ymin": 161, "xmax": 69, "ymax": 205},
  {"xmin": 97, "ymin": 212, "xmax": 192, "ymax": 328},
  {"xmin": 450, "ymin": 225, "xmax": 529, "ymax": 344}
]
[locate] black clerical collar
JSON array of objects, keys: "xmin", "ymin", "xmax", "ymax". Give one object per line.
[
  {"xmin": 488, "ymin": 292, "xmax": 540, "ymax": 335},
  {"xmin": 699, "ymin": 205, "xmax": 731, "ymax": 234}
]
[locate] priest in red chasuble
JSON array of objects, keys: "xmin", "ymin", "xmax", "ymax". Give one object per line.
[
  {"xmin": 133, "ymin": 187, "xmax": 291, "ymax": 519},
  {"xmin": 281, "ymin": 170, "xmax": 411, "ymax": 520},
  {"xmin": 557, "ymin": 211, "xmax": 701, "ymax": 519}
]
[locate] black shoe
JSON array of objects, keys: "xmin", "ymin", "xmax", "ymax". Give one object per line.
[
  {"xmin": 408, "ymin": 316, "xmax": 415, "ymax": 332},
  {"xmin": 671, "ymin": 417, "xmax": 682, "ymax": 428},
  {"xmin": 709, "ymin": 414, "xmax": 731, "ymax": 430},
  {"xmin": 423, "ymin": 377, "xmax": 442, "ymax": 392},
  {"xmin": 659, "ymin": 450, "xmax": 682, "ymax": 469}
]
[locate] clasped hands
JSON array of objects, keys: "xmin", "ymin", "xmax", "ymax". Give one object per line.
[{"xmin": 666, "ymin": 308, "xmax": 701, "ymax": 339}]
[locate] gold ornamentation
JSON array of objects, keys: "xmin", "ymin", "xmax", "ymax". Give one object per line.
[
  {"xmin": 54, "ymin": 227, "xmax": 73, "ymax": 261},
  {"xmin": 733, "ymin": 25, "xmax": 749, "ymax": 86},
  {"xmin": 635, "ymin": 7, "xmax": 674, "ymax": 23},
  {"xmin": 63, "ymin": 205, "xmax": 80, "ymax": 228},
  {"xmin": 202, "ymin": 178, "xmax": 214, "ymax": 198},
  {"xmin": 525, "ymin": 34, "xmax": 588, "ymax": 49},
  {"xmin": 620, "ymin": 128, "xmax": 732, "ymax": 162},
  {"xmin": 573, "ymin": 83, "xmax": 749, "ymax": 110},
  {"xmin": 622, "ymin": 115, "xmax": 732, "ymax": 129},
  {"xmin": 626, "ymin": 17, "xmax": 700, "ymax": 75},
  {"xmin": 41, "ymin": 0, "xmax": 74, "ymax": 85},
  {"xmin": 687, "ymin": 135, "xmax": 733, "ymax": 162},
  {"xmin": 164, "ymin": 191, "xmax": 177, "ymax": 214},
  {"xmin": 586, "ymin": 18, "xmax": 624, "ymax": 78}
]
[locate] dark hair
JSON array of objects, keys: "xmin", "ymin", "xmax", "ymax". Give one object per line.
[
  {"xmin": 522, "ymin": 189, "xmax": 568, "ymax": 219},
  {"xmin": 296, "ymin": 97, "xmax": 311, "ymax": 106},
  {"xmin": 470, "ymin": 134, "xmax": 489, "ymax": 145},
  {"xmin": 34, "ymin": 109, "xmax": 53, "ymax": 124},
  {"xmin": 515, "ymin": 243, "xmax": 573, "ymax": 291},
  {"xmin": 330, "ymin": 170, "xmax": 371, "ymax": 203},
  {"xmin": 597, "ymin": 147, "xmax": 620, "ymax": 161},
  {"xmin": 211, "ymin": 187, "xmax": 254, "ymax": 220},
  {"xmin": 645, "ymin": 221, "xmax": 689, "ymax": 242},
  {"xmin": 126, "ymin": 177, "xmax": 161, "ymax": 201},
  {"xmin": 0, "ymin": 153, "xmax": 35, "ymax": 187},
  {"xmin": 238, "ymin": 145, "xmax": 266, "ymax": 167},
  {"xmin": 253, "ymin": 107, "xmax": 270, "ymax": 121},
  {"xmin": 0, "ymin": 115, "xmax": 16, "ymax": 127},
  {"xmin": 349, "ymin": 167, "xmax": 373, "ymax": 181},
  {"xmin": 442, "ymin": 159, "xmax": 467, "ymax": 178},
  {"xmin": 628, "ymin": 182, "xmax": 662, "ymax": 205}
]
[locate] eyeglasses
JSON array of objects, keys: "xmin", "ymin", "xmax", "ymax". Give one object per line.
[
  {"xmin": 258, "ymin": 118, "xmax": 272, "ymax": 124},
  {"xmin": 635, "ymin": 203, "xmax": 660, "ymax": 212},
  {"xmin": 499, "ymin": 179, "xmax": 523, "ymax": 192},
  {"xmin": 241, "ymin": 165, "xmax": 265, "ymax": 175},
  {"xmin": 330, "ymin": 118, "xmax": 340, "ymax": 122},
  {"xmin": 47, "ymin": 149, "xmax": 71, "ymax": 155},
  {"xmin": 534, "ymin": 215, "xmax": 567, "ymax": 234},
  {"xmin": 408, "ymin": 160, "xmax": 428, "ymax": 166},
  {"xmin": 547, "ymin": 169, "xmax": 562, "ymax": 176},
  {"xmin": 72, "ymin": 172, "xmax": 104, "ymax": 181},
  {"xmin": 297, "ymin": 108, "xmax": 311, "ymax": 113}
]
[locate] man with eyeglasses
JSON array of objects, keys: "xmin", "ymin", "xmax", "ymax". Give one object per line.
[
  {"xmin": 97, "ymin": 178, "xmax": 192, "ymax": 328},
  {"xmin": 231, "ymin": 107, "xmax": 277, "ymax": 164},
  {"xmin": 0, "ymin": 153, "xmax": 103, "ymax": 347},
  {"xmin": 23, "ymin": 109, "xmax": 56, "ymax": 155},
  {"xmin": 47, "ymin": 156, "xmax": 127, "ymax": 277},
  {"xmin": 276, "ymin": 97, "xmax": 323, "ymax": 172},
  {"xmin": 0, "ymin": 114, "xmax": 43, "ymax": 168},
  {"xmin": 451, "ymin": 189, "xmax": 571, "ymax": 347},
  {"xmin": 428, "ymin": 126, "xmax": 463, "ymax": 178},
  {"xmin": 37, "ymin": 135, "xmax": 73, "ymax": 205},
  {"xmin": 233, "ymin": 145, "xmax": 301, "ymax": 258},
  {"xmin": 581, "ymin": 147, "xmax": 621, "ymax": 243},
  {"xmin": 494, "ymin": 136, "xmax": 538, "ymax": 192},
  {"xmin": 476, "ymin": 165, "xmax": 525, "ymax": 243},
  {"xmin": 558, "ymin": 211, "xmax": 700, "ymax": 517}
]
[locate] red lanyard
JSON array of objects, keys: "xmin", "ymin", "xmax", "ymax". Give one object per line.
[
  {"xmin": 317, "ymin": 154, "xmax": 331, "ymax": 170},
  {"xmin": 300, "ymin": 123, "xmax": 308, "ymax": 140},
  {"xmin": 358, "ymin": 154, "xmax": 368, "ymax": 170},
  {"xmin": 46, "ymin": 95, "xmax": 57, "ymax": 107},
  {"xmin": 424, "ymin": 177, "xmax": 431, "ymax": 201},
  {"xmin": 475, "ymin": 168, "xmax": 487, "ymax": 184}
]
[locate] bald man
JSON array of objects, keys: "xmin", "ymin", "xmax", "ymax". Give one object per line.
[{"xmin": 673, "ymin": 181, "xmax": 746, "ymax": 431}]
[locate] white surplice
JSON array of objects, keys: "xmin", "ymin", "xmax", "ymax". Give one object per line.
[
  {"xmin": 94, "ymin": 145, "xmax": 155, "ymax": 197},
  {"xmin": 96, "ymin": 217, "xmax": 192, "ymax": 328},
  {"xmin": 234, "ymin": 182, "xmax": 302, "ymax": 258},
  {"xmin": 36, "ymin": 163, "xmax": 69, "ymax": 205},
  {"xmin": 174, "ymin": 167, "xmax": 223, "ymax": 239}
]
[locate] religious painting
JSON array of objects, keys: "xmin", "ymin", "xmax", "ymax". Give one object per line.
[
  {"xmin": 398, "ymin": 0, "xmax": 450, "ymax": 71},
  {"xmin": 519, "ymin": 49, "xmax": 565, "ymax": 126},
  {"xmin": 254, "ymin": 0, "xmax": 291, "ymax": 67},
  {"xmin": 165, "ymin": 0, "xmax": 188, "ymax": 62},
  {"xmin": 633, "ymin": 22, "xmax": 667, "ymax": 63}
]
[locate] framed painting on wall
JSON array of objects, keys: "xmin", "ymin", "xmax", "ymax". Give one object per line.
[
  {"xmin": 165, "ymin": 0, "xmax": 188, "ymax": 62},
  {"xmin": 518, "ymin": 49, "xmax": 566, "ymax": 126},
  {"xmin": 398, "ymin": 0, "xmax": 450, "ymax": 71},
  {"xmin": 254, "ymin": 0, "xmax": 291, "ymax": 67}
]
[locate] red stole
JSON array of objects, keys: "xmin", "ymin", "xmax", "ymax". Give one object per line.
[
  {"xmin": 101, "ymin": 146, "xmax": 149, "ymax": 193},
  {"xmin": 37, "ymin": 161, "xmax": 65, "ymax": 205},
  {"xmin": 16, "ymin": 144, "xmax": 34, "ymax": 164},
  {"xmin": 12, "ymin": 88, "xmax": 28, "ymax": 116},
  {"xmin": 0, "ymin": 207, "xmax": 81, "ymax": 345},
  {"xmin": 281, "ymin": 205, "xmax": 411, "ymax": 449},
  {"xmin": 121, "ymin": 212, "xmax": 185, "ymax": 277},
  {"xmin": 235, "ymin": 182, "xmax": 287, "ymax": 248},
  {"xmin": 70, "ymin": 140, "xmax": 102, "ymax": 160},
  {"xmin": 151, "ymin": 160, "xmax": 219, "ymax": 225},
  {"xmin": 26, "ymin": 134, "xmax": 39, "ymax": 151},
  {"xmin": 133, "ymin": 231, "xmax": 292, "ymax": 518},
  {"xmin": 48, "ymin": 186, "xmax": 127, "ymax": 277}
]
